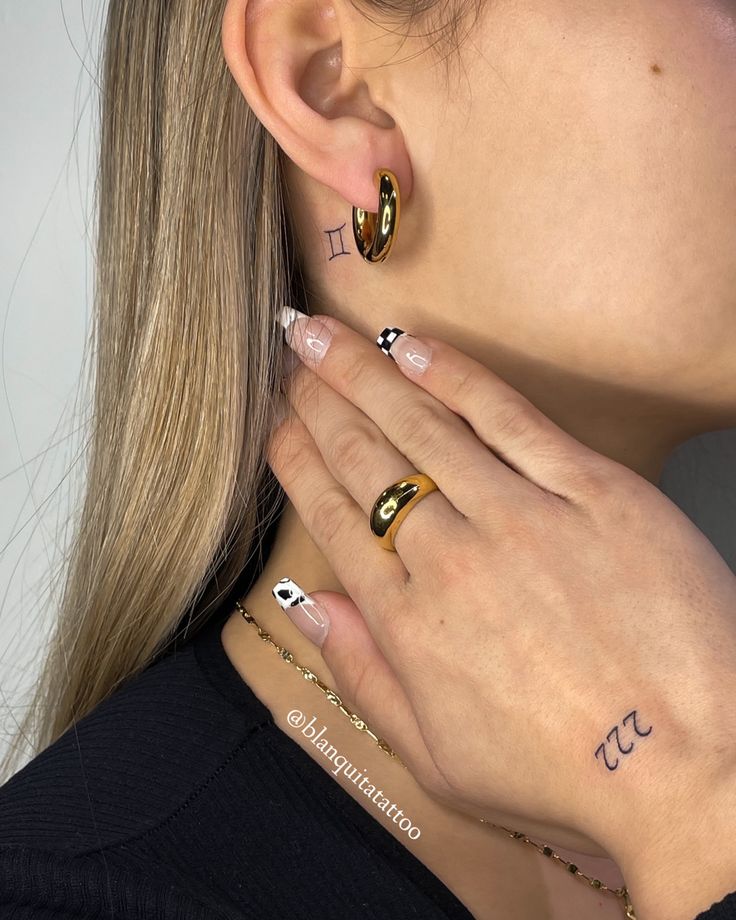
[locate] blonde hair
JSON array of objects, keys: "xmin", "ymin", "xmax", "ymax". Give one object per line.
[{"xmin": 1, "ymin": 0, "xmax": 482, "ymax": 783}]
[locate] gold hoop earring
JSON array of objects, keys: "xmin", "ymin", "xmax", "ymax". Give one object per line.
[{"xmin": 352, "ymin": 168, "xmax": 400, "ymax": 263}]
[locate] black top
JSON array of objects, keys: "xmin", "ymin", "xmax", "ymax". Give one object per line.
[{"xmin": 1, "ymin": 507, "xmax": 735, "ymax": 919}]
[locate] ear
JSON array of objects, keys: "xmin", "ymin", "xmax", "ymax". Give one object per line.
[{"xmin": 221, "ymin": 0, "xmax": 413, "ymax": 212}]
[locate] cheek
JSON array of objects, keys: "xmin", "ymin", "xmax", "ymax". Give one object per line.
[{"xmin": 434, "ymin": 0, "xmax": 736, "ymax": 394}]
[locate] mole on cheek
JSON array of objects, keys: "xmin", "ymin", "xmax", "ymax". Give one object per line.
[{"xmin": 650, "ymin": 62, "xmax": 662, "ymax": 74}]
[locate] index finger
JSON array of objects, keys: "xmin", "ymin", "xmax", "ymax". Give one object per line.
[
  {"xmin": 279, "ymin": 306, "xmax": 534, "ymax": 517},
  {"xmin": 280, "ymin": 307, "xmax": 609, "ymax": 503}
]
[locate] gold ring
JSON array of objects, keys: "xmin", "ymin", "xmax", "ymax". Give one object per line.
[{"xmin": 369, "ymin": 473, "xmax": 439, "ymax": 552}]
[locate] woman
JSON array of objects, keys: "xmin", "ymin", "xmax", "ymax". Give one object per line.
[{"xmin": 1, "ymin": 0, "xmax": 735, "ymax": 917}]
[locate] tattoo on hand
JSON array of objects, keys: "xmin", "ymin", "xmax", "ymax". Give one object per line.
[{"xmin": 594, "ymin": 709, "xmax": 653, "ymax": 772}]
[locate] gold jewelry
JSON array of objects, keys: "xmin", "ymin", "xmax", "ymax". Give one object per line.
[
  {"xmin": 352, "ymin": 168, "xmax": 401, "ymax": 263},
  {"xmin": 235, "ymin": 599, "xmax": 637, "ymax": 919},
  {"xmin": 369, "ymin": 473, "xmax": 439, "ymax": 552}
]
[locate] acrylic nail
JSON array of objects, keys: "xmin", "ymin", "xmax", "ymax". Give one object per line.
[
  {"xmin": 276, "ymin": 305, "xmax": 332, "ymax": 367},
  {"xmin": 376, "ymin": 326, "xmax": 432, "ymax": 375},
  {"xmin": 270, "ymin": 391, "xmax": 290, "ymax": 431},
  {"xmin": 280, "ymin": 345, "xmax": 301, "ymax": 379},
  {"xmin": 271, "ymin": 576, "xmax": 330, "ymax": 648}
]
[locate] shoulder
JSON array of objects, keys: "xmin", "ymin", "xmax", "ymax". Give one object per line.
[
  {"xmin": 0, "ymin": 616, "xmax": 270, "ymax": 855},
  {"xmin": 0, "ymin": 844, "xmax": 231, "ymax": 920}
]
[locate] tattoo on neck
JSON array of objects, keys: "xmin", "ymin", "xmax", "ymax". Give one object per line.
[
  {"xmin": 324, "ymin": 222, "xmax": 351, "ymax": 261},
  {"xmin": 595, "ymin": 708, "xmax": 653, "ymax": 772}
]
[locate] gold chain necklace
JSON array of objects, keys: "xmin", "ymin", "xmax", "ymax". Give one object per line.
[{"xmin": 235, "ymin": 599, "xmax": 637, "ymax": 919}]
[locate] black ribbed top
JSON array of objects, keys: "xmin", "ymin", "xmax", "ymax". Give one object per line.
[
  {"xmin": 0, "ymin": 498, "xmax": 476, "ymax": 919},
  {"xmin": 1, "ymin": 502, "xmax": 735, "ymax": 919}
]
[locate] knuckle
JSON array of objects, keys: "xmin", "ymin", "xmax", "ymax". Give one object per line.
[
  {"xmin": 493, "ymin": 398, "xmax": 543, "ymax": 448},
  {"xmin": 330, "ymin": 422, "xmax": 377, "ymax": 474},
  {"xmin": 446, "ymin": 362, "xmax": 483, "ymax": 406},
  {"xmin": 428, "ymin": 541, "xmax": 470, "ymax": 586},
  {"xmin": 536, "ymin": 487, "xmax": 573, "ymax": 527},
  {"xmin": 398, "ymin": 398, "xmax": 448, "ymax": 457},
  {"xmin": 305, "ymin": 486, "xmax": 354, "ymax": 551},
  {"xmin": 582, "ymin": 462, "xmax": 650, "ymax": 524},
  {"xmin": 408, "ymin": 524, "xmax": 476, "ymax": 589},
  {"xmin": 569, "ymin": 457, "xmax": 616, "ymax": 501},
  {"xmin": 269, "ymin": 423, "xmax": 309, "ymax": 480},
  {"xmin": 334, "ymin": 350, "xmax": 376, "ymax": 394},
  {"xmin": 484, "ymin": 499, "xmax": 545, "ymax": 561}
]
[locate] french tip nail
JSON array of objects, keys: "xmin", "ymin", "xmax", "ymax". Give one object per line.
[{"xmin": 276, "ymin": 305, "xmax": 300, "ymax": 331}]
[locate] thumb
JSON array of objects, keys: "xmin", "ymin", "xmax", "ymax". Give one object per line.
[
  {"xmin": 312, "ymin": 589, "xmax": 425, "ymax": 762},
  {"xmin": 271, "ymin": 577, "xmax": 439, "ymax": 791}
]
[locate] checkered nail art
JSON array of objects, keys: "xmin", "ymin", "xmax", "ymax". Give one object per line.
[
  {"xmin": 375, "ymin": 326, "xmax": 432, "ymax": 375},
  {"xmin": 375, "ymin": 326, "xmax": 405, "ymax": 360}
]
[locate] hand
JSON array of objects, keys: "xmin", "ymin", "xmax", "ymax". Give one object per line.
[{"xmin": 266, "ymin": 309, "xmax": 736, "ymax": 908}]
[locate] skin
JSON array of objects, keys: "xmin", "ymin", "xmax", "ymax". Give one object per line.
[
  {"xmin": 263, "ymin": 313, "xmax": 736, "ymax": 920},
  {"xmin": 224, "ymin": 0, "xmax": 736, "ymax": 479},
  {"xmin": 219, "ymin": 0, "xmax": 736, "ymax": 916}
]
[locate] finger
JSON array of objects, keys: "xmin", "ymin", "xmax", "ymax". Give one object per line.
[
  {"xmin": 376, "ymin": 326, "xmax": 611, "ymax": 501},
  {"xmin": 279, "ymin": 308, "xmax": 536, "ymax": 518},
  {"xmin": 310, "ymin": 588, "xmax": 445, "ymax": 793},
  {"xmin": 285, "ymin": 361, "xmax": 468, "ymax": 571},
  {"xmin": 266, "ymin": 408, "xmax": 409, "ymax": 612}
]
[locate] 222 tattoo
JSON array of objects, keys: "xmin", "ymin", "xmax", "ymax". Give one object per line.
[{"xmin": 594, "ymin": 709, "xmax": 653, "ymax": 772}]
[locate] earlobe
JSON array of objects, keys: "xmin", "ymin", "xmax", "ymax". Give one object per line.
[{"xmin": 221, "ymin": 0, "xmax": 412, "ymax": 212}]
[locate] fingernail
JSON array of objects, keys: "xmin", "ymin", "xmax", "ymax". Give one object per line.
[
  {"xmin": 376, "ymin": 326, "xmax": 432, "ymax": 376},
  {"xmin": 271, "ymin": 576, "xmax": 330, "ymax": 648},
  {"xmin": 271, "ymin": 390, "xmax": 290, "ymax": 431},
  {"xmin": 276, "ymin": 305, "xmax": 302, "ymax": 333},
  {"xmin": 277, "ymin": 305, "xmax": 332, "ymax": 367},
  {"xmin": 280, "ymin": 346, "xmax": 301, "ymax": 379}
]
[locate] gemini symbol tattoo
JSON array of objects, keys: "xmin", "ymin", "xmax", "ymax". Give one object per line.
[
  {"xmin": 324, "ymin": 222, "xmax": 351, "ymax": 261},
  {"xmin": 594, "ymin": 709, "xmax": 652, "ymax": 772}
]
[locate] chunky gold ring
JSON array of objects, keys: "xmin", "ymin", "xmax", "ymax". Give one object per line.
[{"xmin": 369, "ymin": 473, "xmax": 439, "ymax": 552}]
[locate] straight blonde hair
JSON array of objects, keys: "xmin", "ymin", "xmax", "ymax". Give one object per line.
[{"xmin": 1, "ymin": 0, "xmax": 482, "ymax": 783}]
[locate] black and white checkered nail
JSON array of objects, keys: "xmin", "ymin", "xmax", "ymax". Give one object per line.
[{"xmin": 375, "ymin": 326, "xmax": 406, "ymax": 360}]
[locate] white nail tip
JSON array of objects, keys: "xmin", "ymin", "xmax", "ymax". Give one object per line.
[{"xmin": 276, "ymin": 305, "xmax": 301, "ymax": 331}]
